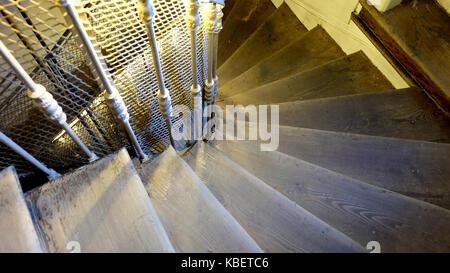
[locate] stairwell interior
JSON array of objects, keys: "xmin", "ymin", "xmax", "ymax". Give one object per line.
[{"xmin": 0, "ymin": 0, "xmax": 450, "ymax": 253}]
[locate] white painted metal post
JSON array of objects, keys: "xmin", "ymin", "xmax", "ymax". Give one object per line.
[
  {"xmin": 204, "ymin": 3, "xmax": 221, "ymax": 137},
  {"xmin": 0, "ymin": 40, "xmax": 99, "ymax": 163},
  {"xmin": 137, "ymin": 0, "xmax": 175, "ymax": 147},
  {"xmin": 0, "ymin": 131, "xmax": 60, "ymax": 180},
  {"xmin": 59, "ymin": 0, "xmax": 148, "ymax": 161},
  {"xmin": 204, "ymin": 3, "xmax": 219, "ymax": 106},
  {"xmin": 186, "ymin": 0, "xmax": 202, "ymax": 140},
  {"xmin": 212, "ymin": 5, "xmax": 224, "ymax": 103}
]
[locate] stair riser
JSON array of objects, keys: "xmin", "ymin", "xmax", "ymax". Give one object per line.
[
  {"xmin": 220, "ymin": 26, "xmax": 345, "ymax": 98},
  {"xmin": 223, "ymin": 51, "xmax": 393, "ymax": 105},
  {"xmin": 218, "ymin": 2, "xmax": 308, "ymax": 86}
]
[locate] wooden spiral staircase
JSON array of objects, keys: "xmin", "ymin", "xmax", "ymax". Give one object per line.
[{"xmin": 1, "ymin": 0, "xmax": 450, "ymax": 253}]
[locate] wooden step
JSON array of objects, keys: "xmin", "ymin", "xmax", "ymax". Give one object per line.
[
  {"xmin": 137, "ymin": 147, "xmax": 262, "ymax": 253},
  {"xmin": 221, "ymin": 0, "xmax": 237, "ymax": 24},
  {"xmin": 276, "ymin": 88, "xmax": 450, "ymax": 142},
  {"xmin": 218, "ymin": 0, "xmax": 276, "ymax": 67},
  {"xmin": 211, "ymin": 139, "xmax": 450, "ymax": 252},
  {"xmin": 263, "ymin": 125, "xmax": 450, "ymax": 210},
  {"xmin": 215, "ymin": 118, "xmax": 450, "ymax": 208},
  {"xmin": 358, "ymin": 0, "xmax": 450, "ymax": 113},
  {"xmin": 219, "ymin": 26, "xmax": 345, "ymax": 98},
  {"xmin": 218, "ymin": 2, "xmax": 308, "ymax": 86},
  {"xmin": 183, "ymin": 142, "xmax": 364, "ymax": 253},
  {"xmin": 26, "ymin": 149, "xmax": 174, "ymax": 253},
  {"xmin": 0, "ymin": 167, "xmax": 42, "ymax": 253},
  {"xmin": 222, "ymin": 51, "xmax": 394, "ymax": 105}
]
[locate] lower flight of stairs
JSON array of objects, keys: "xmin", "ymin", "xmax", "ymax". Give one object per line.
[
  {"xmin": 25, "ymin": 149, "xmax": 175, "ymax": 253},
  {"xmin": 1, "ymin": 0, "xmax": 450, "ymax": 253},
  {"xmin": 2, "ymin": 141, "xmax": 449, "ymax": 252}
]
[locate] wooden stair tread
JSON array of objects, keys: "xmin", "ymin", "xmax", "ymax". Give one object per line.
[
  {"xmin": 0, "ymin": 167, "xmax": 42, "ymax": 253},
  {"xmin": 211, "ymin": 139, "xmax": 450, "ymax": 252},
  {"xmin": 26, "ymin": 149, "xmax": 174, "ymax": 253},
  {"xmin": 183, "ymin": 142, "xmax": 364, "ymax": 253},
  {"xmin": 222, "ymin": 51, "xmax": 394, "ymax": 105},
  {"xmin": 218, "ymin": 2, "xmax": 308, "ymax": 86},
  {"xmin": 218, "ymin": 0, "xmax": 276, "ymax": 68},
  {"xmin": 276, "ymin": 88, "xmax": 450, "ymax": 142},
  {"xmin": 137, "ymin": 147, "xmax": 262, "ymax": 253},
  {"xmin": 359, "ymin": 0, "xmax": 450, "ymax": 112},
  {"xmin": 219, "ymin": 26, "xmax": 346, "ymax": 98},
  {"xmin": 258, "ymin": 125, "xmax": 450, "ymax": 209}
]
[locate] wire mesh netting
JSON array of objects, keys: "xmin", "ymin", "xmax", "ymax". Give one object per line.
[
  {"xmin": 0, "ymin": 0, "xmax": 209, "ymax": 178},
  {"xmin": 80, "ymin": 0, "xmax": 209, "ymax": 153},
  {"xmin": 0, "ymin": 0, "xmax": 128, "ymax": 177}
]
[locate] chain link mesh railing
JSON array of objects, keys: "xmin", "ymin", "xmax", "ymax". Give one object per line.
[
  {"xmin": 0, "ymin": 0, "xmax": 128, "ymax": 178},
  {"xmin": 0, "ymin": 0, "xmax": 210, "ymax": 178},
  {"xmin": 79, "ymin": 0, "xmax": 209, "ymax": 154}
]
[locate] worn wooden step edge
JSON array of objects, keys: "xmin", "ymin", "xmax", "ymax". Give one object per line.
[
  {"xmin": 210, "ymin": 139, "xmax": 450, "ymax": 252},
  {"xmin": 219, "ymin": 25, "xmax": 346, "ymax": 98},
  {"xmin": 258, "ymin": 124, "xmax": 450, "ymax": 209},
  {"xmin": 212, "ymin": 114, "xmax": 450, "ymax": 208},
  {"xmin": 0, "ymin": 166, "xmax": 43, "ymax": 253},
  {"xmin": 25, "ymin": 149, "xmax": 175, "ymax": 253},
  {"xmin": 218, "ymin": 2, "xmax": 308, "ymax": 86},
  {"xmin": 184, "ymin": 142, "xmax": 365, "ymax": 253},
  {"xmin": 137, "ymin": 147, "xmax": 263, "ymax": 253},
  {"xmin": 220, "ymin": 51, "xmax": 394, "ymax": 104},
  {"xmin": 271, "ymin": 87, "xmax": 450, "ymax": 142}
]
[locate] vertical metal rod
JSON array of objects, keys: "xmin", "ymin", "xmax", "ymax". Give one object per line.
[
  {"xmin": 204, "ymin": 3, "xmax": 220, "ymax": 137},
  {"xmin": 59, "ymin": 0, "xmax": 148, "ymax": 161},
  {"xmin": 208, "ymin": 7, "xmax": 223, "ymax": 134},
  {"xmin": 186, "ymin": 0, "xmax": 202, "ymax": 140},
  {"xmin": 137, "ymin": 0, "xmax": 175, "ymax": 147},
  {"xmin": 212, "ymin": 5, "xmax": 223, "ymax": 102},
  {"xmin": 204, "ymin": 4, "xmax": 216, "ymax": 101},
  {"xmin": 0, "ymin": 40, "xmax": 99, "ymax": 162},
  {"xmin": 204, "ymin": 3, "xmax": 220, "ymax": 103},
  {"xmin": 0, "ymin": 131, "xmax": 60, "ymax": 180},
  {"xmin": 212, "ymin": 33, "xmax": 219, "ymax": 89}
]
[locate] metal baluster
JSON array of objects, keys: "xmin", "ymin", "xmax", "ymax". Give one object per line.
[
  {"xmin": 210, "ymin": 3, "xmax": 224, "ymax": 137},
  {"xmin": 0, "ymin": 40, "xmax": 99, "ymax": 163},
  {"xmin": 204, "ymin": 3, "xmax": 220, "ymax": 137},
  {"xmin": 212, "ymin": 5, "xmax": 224, "ymax": 103},
  {"xmin": 0, "ymin": 131, "xmax": 60, "ymax": 180},
  {"xmin": 186, "ymin": 0, "xmax": 202, "ymax": 140},
  {"xmin": 59, "ymin": 0, "xmax": 149, "ymax": 161},
  {"xmin": 204, "ymin": 3, "xmax": 218, "ymax": 105},
  {"xmin": 137, "ymin": 0, "xmax": 175, "ymax": 147}
]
